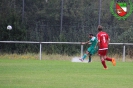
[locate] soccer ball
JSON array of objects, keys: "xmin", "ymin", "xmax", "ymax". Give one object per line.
[{"xmin": 7, "ymin": 25, "xmax": 12, "ymax": 30}]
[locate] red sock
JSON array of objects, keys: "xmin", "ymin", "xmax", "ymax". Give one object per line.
[
  {"xmin": 105, "ymin": 57, "xmax": 112, "ymax": 61},
  {"xmin": 101, "ymin": 60, "xmax": 107, "ymax": 68}
]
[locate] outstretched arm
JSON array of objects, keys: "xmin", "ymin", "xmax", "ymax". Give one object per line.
[{"xmin": 81, "ymin": 41, "xmax": 90, "ymax": 45}]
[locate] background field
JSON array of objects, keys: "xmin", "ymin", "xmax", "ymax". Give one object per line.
[{"xmin": 0, "ymin": 54, "xmax": 133, "ymax": 88}]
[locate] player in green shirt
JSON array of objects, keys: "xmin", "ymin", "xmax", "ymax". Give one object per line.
[{"xmin": 79, "ymin": 34, "xmax": 98, "ymax": 62}]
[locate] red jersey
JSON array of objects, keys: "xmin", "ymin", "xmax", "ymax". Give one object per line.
[{"xmin": 97, "ymin": 31, "xmax": 109, "ymax": 50}]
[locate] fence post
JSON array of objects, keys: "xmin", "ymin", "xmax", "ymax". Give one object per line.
[
  {"xmin": 39, "ymin": 43, "xmax": 42, "ymax": 60},
  {"xmin": 123, "ymin": 45, "xmax": 125, "ymax": 62},
  {"xmin": 81, "ymin": 45, "xmax": 83, "ymax": 58}
]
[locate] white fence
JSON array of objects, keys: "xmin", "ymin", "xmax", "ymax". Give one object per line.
[{"xmin": 0, "ymin": 41, "xmax": 133, "ymax": 62}]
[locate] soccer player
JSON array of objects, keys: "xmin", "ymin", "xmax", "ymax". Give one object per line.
[
  {"xmin": 79, "ymin": 34, "xmax": 98, "ymax": 63},
  {"xmin": 97, "ymin": 25, "xmax": 116, "ymax": 69}
]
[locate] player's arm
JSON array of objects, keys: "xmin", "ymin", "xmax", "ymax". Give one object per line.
[
  {"xmin": 81, "ymin": 40, "xmax": 90, "ymax": 45},
  {"xmin": 97, "ymin": 34, "xmax": 100, "ymax": 47},
  {"xmin": 95, "ymin": 40, "xmax": 98, "ymax": 48},
  {"xmin": 107, "ymin": 34, "xmax": 110, "ymax": 44},
  {"xmin": 107, "ymin": 38, "xmax": 110, "ymax": 44}
]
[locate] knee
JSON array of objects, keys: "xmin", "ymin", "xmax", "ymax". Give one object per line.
[{"xmin": 89, "ymin": 54, "xmax": 92, "ymax": 57}]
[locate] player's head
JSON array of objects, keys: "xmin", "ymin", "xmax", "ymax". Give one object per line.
[
  {"xmin": 97, "ymin": 25, "xmax": 103, "ymax": 31},
  {"xmin": 89, "ymin": 34, "xmax": 94, "ymax": 38}
]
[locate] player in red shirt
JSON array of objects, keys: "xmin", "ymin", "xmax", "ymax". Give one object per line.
[{"xmin": 97, "ymin": 25, "xmax": 116, "ymax": 69}]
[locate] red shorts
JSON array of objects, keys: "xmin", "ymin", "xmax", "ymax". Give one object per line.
[{"xmin": 98, "ymin": 49, "xmax": 108, "ymax": 56}]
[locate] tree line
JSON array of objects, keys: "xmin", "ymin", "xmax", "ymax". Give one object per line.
[{"xmin": 0, "ymin": 0, "xmax": 133, "ymax": 57}]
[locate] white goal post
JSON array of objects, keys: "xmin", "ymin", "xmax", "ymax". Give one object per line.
[{"xmin": 0, "ymin": 41, "xmax": 133, "ymax": 61}]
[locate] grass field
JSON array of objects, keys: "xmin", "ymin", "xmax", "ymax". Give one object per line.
[{"xmin": 0, "ymin": 54, "xmax": 133, "ymax": 88}]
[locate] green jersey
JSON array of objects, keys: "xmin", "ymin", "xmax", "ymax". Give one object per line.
[{"xmin": 89, "ymin": 37, "xmax": 98, "ymax": 48}]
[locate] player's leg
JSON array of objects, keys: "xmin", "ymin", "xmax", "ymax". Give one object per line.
[
  {"xmin": 79, "ymin": 46, "xmax": 93, "ymax": 62},
  {"xmin": 98, "ymin": 50, "xmax": 108, "ymax": 69},
  {"xmin": 101, "ymin": 56, "xmax": 108, "ymax": 69},
  {"xmin": 105, "ymin": 57, "xmax": 116, "ymax": 66},
  {"xmin": 88, "ymin": 47, "xmax": 98, "ymax": 63},
  {"xmin": 104, "ymin": 50, "xmax": 116, "ymax": 66},
  {"xmin": 103, "ymin": 50, "xmax": 111, "ymax": 61},
  {"xmin": 105, "ymin": 57, "xmax": 112, "ymax": 61},
  {"xmin": 82, "ymin": 51, "xmax": 89, "ymax": 60},
  {"xmin": 79, "ymin": 47, "xmax": 91, "ymax": 61},
  {"xmin": 87, "ymin": 47, "xmax": 93, "ymax": 62},
  {"xmin": 79, "ymin": 51, "xmax": 89, "ymax": 61},
  {"xmin": 88, "ymin": 54, "xmax": 92, "ymax": 62}
]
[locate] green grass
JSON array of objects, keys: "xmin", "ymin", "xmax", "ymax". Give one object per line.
[{"xmin": 0, "ymin": 58, "xmax": 133, "ymax": 88}]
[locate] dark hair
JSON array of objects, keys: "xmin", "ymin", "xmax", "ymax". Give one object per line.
[
  {"xmin": 89, "ymin": 34, "xmax": 93, "ymax": 36},
  {"xmin": 98, "ymin": 25, "xmax": 103, "ymax": 31}
]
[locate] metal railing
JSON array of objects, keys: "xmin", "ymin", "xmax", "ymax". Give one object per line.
[{"xmin": 0, "ymin": 41, "xmax": 133, "ymax": 62}]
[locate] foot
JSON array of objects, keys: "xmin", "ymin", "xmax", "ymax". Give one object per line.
[
  {"xmin": 79, "ymin": 58, "xmax": 83, "ymax": 62},
  {"xmin": 112, "ymin": 58, "xmax": 116, "ymax": 66},
  {"xmin": 104, "ymin": 67, "xmax": 108, "ymax": 70},
  {"xmin": 88, "ymin": 61, "xmax": 92, "ymax": 63}
]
